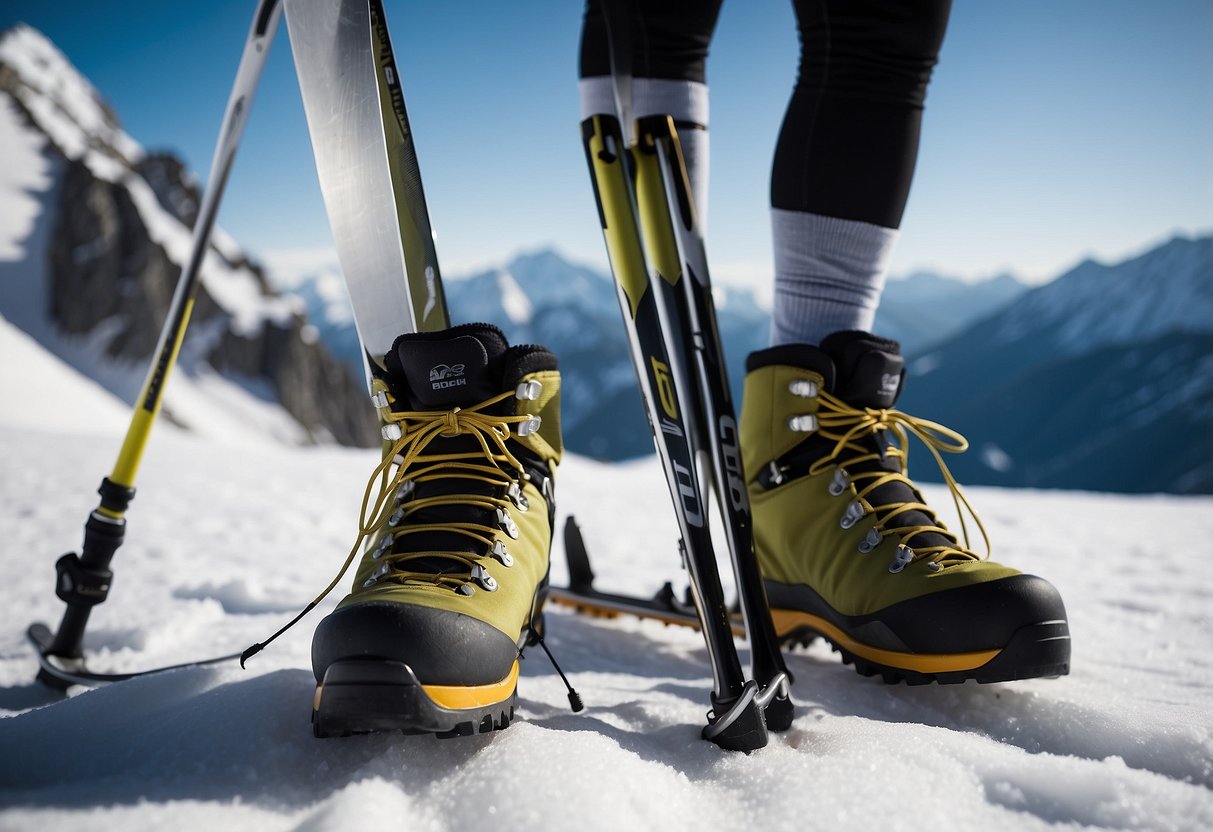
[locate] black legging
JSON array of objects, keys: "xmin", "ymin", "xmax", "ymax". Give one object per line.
[{"xmin": 580, "ymin": 0, "xmax": 952, "ymax": 229}]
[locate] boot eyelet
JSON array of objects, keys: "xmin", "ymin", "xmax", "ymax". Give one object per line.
[
  {"xmin": 395, "ymin": 479, "xmax": 415, "ymax": 502},
  {"xmin": 388, "ymin": 507, "xmax": 405, "ymax": 526},
  {"xmin": 490, "ymin": 540, "xmax": 514, "ymax": 567},
  {"xmin": 787, "ymin": 414, "xmax": 818, "ymax": 433},
  {"xmin": 888, "ymin": 545, "xmax": 914, "ymax": 573},
  {"xmin": 363, "ymin": 562, "xmax": 391, "ymax": 586},
  {"xmin": 767, "ymin": 460, "xmax": 787, "ymax": 486},
  {"xmin": 470, "ymin": 564, "xmax": 498, "ymax": 592},
  {"xmin": 371, "ymin": 536, "xmax": 392, "ymax": 560},
  {"xmin": 507, "ymin": 481, "xmax": 529, "ymax": 511},
  {"xmin": 515, "ymin": 380, "xmax": 543, "ymax": 400},
  {"xmin": 788, "ymin": 379, "xmax": 818, "ymax": 398},
  {"xmin": 926, "ymin": 561, "xmax": 942, "ymax": 572},
  {"xmin": 517, "ymin": 415, "xmax": 542, "ymax": 436},
  {"xmin": 840, "ymin": 500, "xmax": 865, "ymax": 530},
  {"xmin": 370, "ymin": 390, "xmax": 390, "ymax": 408},
  {"xmin": 457, "ymin": 584, "xmax": 476, "ymax": 596},
  {"xmin": 828, "ymin": 468, "xmax": 850, "ymax": 496},
  {"xmin": 381, "ymin": 423, "xmax": 403, "ymax": 441},
  {"xmin": 497, "ymin": 507, "xmax": 520, "ymax": 539},
  {"xmin": 857, "ymin": 527, "xmax": 882, "ymax": 553}
]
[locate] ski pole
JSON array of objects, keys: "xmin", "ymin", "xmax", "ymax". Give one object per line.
[{"xmin": 31, "ymin": 0, "xmax": 284, "ymax": 686}]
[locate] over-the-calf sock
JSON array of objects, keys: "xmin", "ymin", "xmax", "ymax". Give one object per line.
[{"xmin": 769, "ymin": 209, "xmax": 899, "ymax": 347}]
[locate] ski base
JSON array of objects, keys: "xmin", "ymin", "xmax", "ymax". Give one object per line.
[{"xmin": 312, "ymin": 659, "xmax": 516, "ymax": 739}]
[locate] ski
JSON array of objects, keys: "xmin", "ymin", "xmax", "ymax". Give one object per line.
[
  {"xmin": 285, "ymin": 0, "xmax": 449, "ymax": 357},
  {"xmin": 567, "ymin": 0, "xmax": 792, "ymax": 750},
  {"xmin": 242, "ymin": 0, "xmax": 460, "ymax": 671},
  {"xmin": 547, "ymin": 518, "xmax": 744, "ymax": 635}
]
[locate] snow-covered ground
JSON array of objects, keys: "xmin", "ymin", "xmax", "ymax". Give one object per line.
[{"xmin": 1, "ymin": 333, "xmax": 1211, "ymax": 831}]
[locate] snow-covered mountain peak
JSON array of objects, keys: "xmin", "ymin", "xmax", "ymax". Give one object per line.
[
  {"xmin": 987, "ymin": 234, "xmax": 1212, "ymax": 354},
  {"xmin": 495, "ymin": 269, "xmax": 533, "ymax": 325},
  {"xmin": 0, "ymin": 25, "xmax": 375, "ymax": 447},
  {"xmin": 0, "ymin": 24, "xmax": 143, "ymax": 168}
]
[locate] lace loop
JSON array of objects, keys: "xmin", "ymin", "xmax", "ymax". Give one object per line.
[
  {"xmin": 302, "ymin": 391, "xmax": 533, "ymax": 614},
  {"xmin": 808, "ymin": 389, "xmax": 990, "ymax": 569},
  {"xmin": 242, "ymin": 387, "xmax": 537, "ymax": 662}
]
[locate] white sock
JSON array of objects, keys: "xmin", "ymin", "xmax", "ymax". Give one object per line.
[
  {"xmin": 769, "ymin": 209, "xmax": 899, "ymax": 347},
  {"xmin": 579, "ymin": 76, "xmax": 710, "ymax": 228}
]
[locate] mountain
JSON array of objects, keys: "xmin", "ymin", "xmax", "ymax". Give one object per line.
[
  {"xmin": 266, "ymin": 226, "xmax": 1211, "ymax": 494},
  {"xmin": 272, "ymin": 248, "xmax": 1028, "ymax": 461},
  {"xmin": 900, "ymin": 235, "xmax": 1213, "ymax": 493},
  {"xmin": 0, "ymin": 24, "xmax": 375, "ymax": 447},
  {"xmin": 875, "ymin": 270, "xmax": 1026, "ymax": 356}
]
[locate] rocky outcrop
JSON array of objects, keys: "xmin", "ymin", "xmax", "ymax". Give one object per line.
[
  {"xmin": 1, "ymin": 24, "xmax": 377, "ymax": 447},
  {"xmin": 46, "ymin": 154, "xmax": 377, "ymax": 445},
  {"xmin": 48, "ymin": 158, "xmax": 211, "ymax": 358}
]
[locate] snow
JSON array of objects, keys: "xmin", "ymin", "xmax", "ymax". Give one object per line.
[
  {"xmin": 2, "ymin": 337, "xmax": 1212, "ymax": 831},
  {"xmin": 0, "ymin": 25, "xmax": 143, "ymax": 164},
  {"xmin": 496, "ymin": 270, "xmax": 533, "ymax": 326},
  {"xmin": 0, "ymin": 96, "xmax": 56, "ymax": 262},
  {"xmin": 989, "ymin": 238, "xmax": 1212, "ymax": 355},
  {"xmin": 0, "ymin": 312, "xmax": 130, "ymax": 433}
]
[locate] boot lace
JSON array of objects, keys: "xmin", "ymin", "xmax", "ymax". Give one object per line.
[
  {"xmin": 809, "ymin": 389, "xmax": 990, "ymax": 570},
  {"xmin": 353, "ymin": 389, "xmax": 536, "ymax": 593},
  {"xmin": 241, "ymin": 387, "xmax": 537, "ymax": 664}
]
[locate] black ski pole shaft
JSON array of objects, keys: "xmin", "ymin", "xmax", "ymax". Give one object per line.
[
  {"xmin": 36, "ymin": 0, "xmax": 284, "ymax": 674},
  {"xmin": 639, "ymin": 117, "xmax": 793, "ymax": 722},
  {"xmin": 582, "ymin": 114, "xmax": 760, "ymax": 746}
]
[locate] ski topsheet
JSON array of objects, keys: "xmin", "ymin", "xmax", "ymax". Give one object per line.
[{"xmin": 285, "ymin": 0, "xmax": 448, "ymax": 359}]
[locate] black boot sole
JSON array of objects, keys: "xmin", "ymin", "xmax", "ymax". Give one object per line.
[
  {"xmin": 776, "ymin": 613, "xmax": 1070, "ymax": 685},
  {"xmin": 767, "ymin": 573, "xmax": 1070, "ymax": 685},
  {"xmin": 312, "ymin": 659, "xmax": 518, "ymax": 738}
]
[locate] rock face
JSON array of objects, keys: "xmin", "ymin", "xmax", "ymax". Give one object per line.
[
  {"xmin": 48, "ymin": 157, "xmax": 195, "ymax": 358},
  {"xmin": 44, "ymin": 154, "xmax": 375, "ymax": 446},
  {"xmin": 1, "ymin": 24, "xmax": 376, "ymax": 447}
]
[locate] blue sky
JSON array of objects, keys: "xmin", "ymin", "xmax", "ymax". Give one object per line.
[{"xmin": 3, "ymin": 0, "xmax": 1210, "ymax": 288}]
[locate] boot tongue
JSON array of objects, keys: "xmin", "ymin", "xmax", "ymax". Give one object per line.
[
  {"xmin": 386, "ymin": 324, "xmax": 510, "ymax": 410},
  {"xmin": 818, "ymin": 330, "xmax": 958, "ymax": 554},
  {"xmin": 820, "ymin": 330, "xmax": 905, "ymax": 408}
]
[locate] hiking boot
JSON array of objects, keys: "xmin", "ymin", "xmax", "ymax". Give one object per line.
[
  {"xmin": 311, "ymin": 323, "xmax": 563, "ymax": 736},
  {"xmin": 740, "ymin": 330, "xmax": 1070, "ymax": 684}
]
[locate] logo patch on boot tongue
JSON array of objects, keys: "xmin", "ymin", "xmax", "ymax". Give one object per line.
[
  {"xmin": 397, "ymin": 335, "xmax": 496, "ymax": 408},
  {"xmin": 429, "ymin": 363, "xmax": 467, "ymax": 390}
]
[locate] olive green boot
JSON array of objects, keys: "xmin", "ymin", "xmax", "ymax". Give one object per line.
[
  {"xmin": 741, "ymin": 331, "xmax": 1070, "ymax": 684},
  {"xmin": 311, "ymin": 323, "xmax": 563, "ymax": 737}
]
